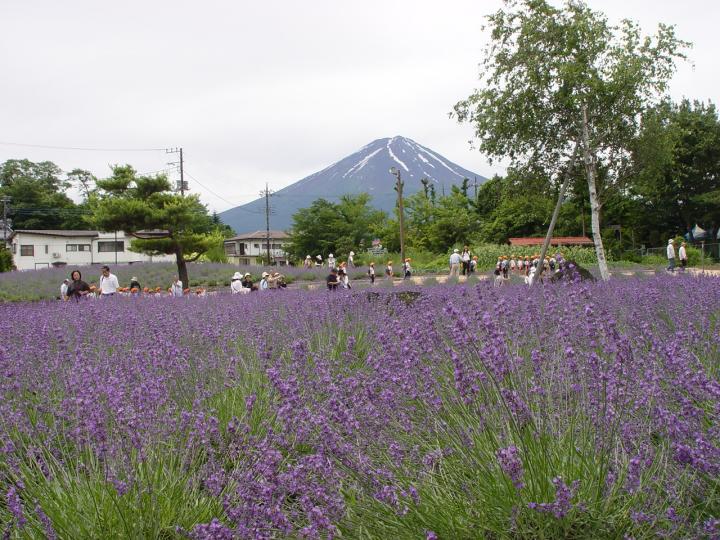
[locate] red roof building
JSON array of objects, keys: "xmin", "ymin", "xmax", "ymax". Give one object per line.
[{"xmin": 508, "ymin": 236, "xmax": 594, "ymax": 247}]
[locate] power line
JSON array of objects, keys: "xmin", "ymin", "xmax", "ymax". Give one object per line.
[
  {"xmin": 0, "ymin": 141, "xmax": 167, "ymax": 152},
  {"xmin": 183, "ymin": 170, "xmax": 262, "ymax": 214}
]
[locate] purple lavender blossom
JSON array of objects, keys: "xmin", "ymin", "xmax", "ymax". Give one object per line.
[
  {"xmin": 496, "ymin": 445, "xmax": 525, "ymax": 490},
  {"xmin": 0, "ymin": 274, "xmax": 717, "ymax": 537}
]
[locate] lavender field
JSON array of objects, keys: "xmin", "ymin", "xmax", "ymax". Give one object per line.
[{"xmin": 1, "ymin": 276, "xmax": 719, "ymax": 538}]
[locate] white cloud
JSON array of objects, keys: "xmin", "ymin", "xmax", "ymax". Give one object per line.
[{"xmin": 1, "ymin": 0, "xmax": 717, "ymax": 212}]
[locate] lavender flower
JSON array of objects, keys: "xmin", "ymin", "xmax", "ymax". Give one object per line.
[{"xmin": 496, "ymin": 445, "xmax": 525, "ymax": 490}]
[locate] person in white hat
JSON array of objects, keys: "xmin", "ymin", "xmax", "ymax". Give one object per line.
[
  {"xmin": 241, "ymin": 272, "xmax": 253, "ymax": 289},
  {"xmin": 348, "ymin": 251, "xmax": 355, "ymax": 268},
  {"xmin": 230, "ymin": 272, "xmax": 245, "ymax": 294},
  {"xmin": 666, "ymin": 239, "xmax": 676, "ymax": 273},
  {"xmin": 303, "ymin": 255, "xmax": 312, "ymax": 269},
  {"xmin": 449, "ymin": 248, "xmax": 461, "ymax": 277},
  {"xmin": 327, "ymin": 253, "xmax": 336, "ymax": 270},
  {"xmin": 259, "ymin": 272, "xmax": 270, "ymax": 290},
  {"xmin": 315, "ymin": 255, "xmax": 323, "ymax": 267}
]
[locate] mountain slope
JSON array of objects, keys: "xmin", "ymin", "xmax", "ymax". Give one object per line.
[{"xmin": 219, "ymin": 136, "xmax": 487, "ymax": 233}]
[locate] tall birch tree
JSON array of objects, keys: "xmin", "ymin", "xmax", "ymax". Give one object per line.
[{"xmin": 454, "ymin": 0, "xmax": 689, "ymax": 280}]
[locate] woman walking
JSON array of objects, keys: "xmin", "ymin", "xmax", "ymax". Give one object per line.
[{"xmin": 66, "ymin": 270, "xmax": 90, "ymax": 300}]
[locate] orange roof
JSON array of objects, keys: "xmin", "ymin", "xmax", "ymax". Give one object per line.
[{"xmin": 508, "ymin": 236, "xmax": 593, "ymax": 246}]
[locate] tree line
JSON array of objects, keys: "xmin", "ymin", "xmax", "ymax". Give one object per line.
[
  {"xmin": 0, "ymin": 162, "xmax": 233, "ymax": 281},
  {"xmin": 285, "ymin": 98, "xmax": 720, "ymax": 261}
]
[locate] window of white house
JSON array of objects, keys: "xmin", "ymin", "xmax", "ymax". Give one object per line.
[
  {"xmin": 271, "ymin": 244, "xmax": 283, "ymax": 250},
  {"xmin": 254, "ymin": 244, "xmax": 260, "ymax": 248},
  {"xmin": 20, "ymin": 245, "xmax": 34, "ymax": 256},
  {"xmin": 45, "ymin": 245, "xmax": 49, "ymax": 254},
  {"xmin": 224, "ymin": 243, "xmax": 237, "ymax": 255},
  {"xmin": 97, "ymin": 241, "xmax": 124, "ymax": 252},
  {"xmin": 11, "ymin": 244, "xmax": 16, "ymax": 254},
  {"xmin": 66, "ymin": 244, "xmax": 91, "ymax": 252}
]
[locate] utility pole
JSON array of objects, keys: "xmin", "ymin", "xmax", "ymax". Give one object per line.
[
  {"xmin": 260, "ymin": 183, "xmax": 274, "ymax": 266},
  {"xmin": 166, "ymin": 147, "xmax": 187, "ymax": 195},
  {"xmin": 473, "ymin": 176, "xmax": 478, "ymax": 203},
  {"xmin": 179, "ymin": 148, "xmax": 185, "ymax": 196},
  {"xmin": 1, "ymin": 196, "xmax": 10, "ymax": 243},
  {"xmin": 389, "ymin": 167, "xmax": 406, "ymax": 266}
]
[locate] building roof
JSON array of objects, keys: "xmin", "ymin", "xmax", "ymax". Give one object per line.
[
  {"xmin": 9, "ymin": 229, "xmax": 99, "ymax": 240},
  {"xmin": 131, "ymin": 229, "xmax": 170, "ymax": 239},
  {"xmin": 226, "ymin": 230, "xmax": 289, "ymax": 242},
  {"xmin": 508, "ymin": 236, "xmax": 594, "ymax": 246}
]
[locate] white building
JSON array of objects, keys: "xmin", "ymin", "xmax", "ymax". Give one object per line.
[
  {"xmin": 7, "ymin": 230, "xmax": 175, "ymax": 271},
  {"xmin": 224, "ymin": 230, "xmax": 290, "ymax": 266}
]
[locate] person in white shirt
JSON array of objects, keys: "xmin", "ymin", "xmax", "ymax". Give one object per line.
[
  {"xmin": 99, "ymin": 266, "xmax": 120, "ymax": 297},
  {"xmin": 449, "ymin": 249, "xmax": 461, "ymax": 277},
  {"xmin": 666, "ymin": 239, "xmax": 676, "ymax": 273},
  {"xmin": 367, "ymin": 262, "xmax": 376, "ymax": 284},
  {"xmin": 315, "ymin": 255, "xmax": 323, "ymax": 267},
  {"xmin": 348, "ymin": 251, "xmax": 355, "ymax": 267},
  {"xmin": 230, "ymin": 272, "xmax": 245, "ymax": 294},
  {"xmin": 327, "ymin": 253, "xmax": 336, "ymax": 269},
  {"xmin": 460, "ymin": 246, "xmax": 471, "ymax": 275},
  {"xmin": 385, "ymin": 261, "xmax": 393, "ymax": 280},
  {"xmin": 303, "ymin": 255, "xmax": 312, "ymax": 269},
  {"xmin": 259, "ymin": 272, "xmax": 269, "ymax": 290},
  {"xmin": 679, "ymin": 242, "xmax": 688, "ymax": 270},
  {"xmin": 171, "ymin": 277, "xmax": 184, "ymax": 297},
  {"xmin": 402, "ymin": 258, "xmax": 412, "ymax": 279},
  {"xmin": 338, "ymin": 268, "xmax": 351, "ymax": 289},
  {"xmin": 525, "ymin": 266, "xmax": 537, "ymax": 286},
  {"xmin": 60, "ymin": 279, "xmax": 69, "ymax": 300}
]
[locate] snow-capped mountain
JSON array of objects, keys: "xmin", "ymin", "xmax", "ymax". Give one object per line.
[{"xmin": 219, "ymin": 136, "xmax": 487, "ymax": 233}]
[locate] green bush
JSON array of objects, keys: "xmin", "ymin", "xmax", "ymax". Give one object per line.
[{"xmin": 0, "ymin": 246, "xmax": 13, "ymax": 272}]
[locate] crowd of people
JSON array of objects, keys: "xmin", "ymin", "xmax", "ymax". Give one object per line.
[
  {"xmin": 493, "ymin": 253, "xmax": 565, "ymax": 285},
  {"xmin": 60, "ymin": 265, "xmax": 206, "ymax": 301},
  {"xmin": 448, "ymin": 246, "xmax": 572, "ymax": 286},
  {"xmin": 230, "ymin": 270, "xmax": 287, "ymax": 293},
  {"xmin": 303, "ymin": 251, "xmax": 356, "ymax": 269},
  {"xmin": 62, "ymin": 241, "xmax": 692, "ymax": 301}
]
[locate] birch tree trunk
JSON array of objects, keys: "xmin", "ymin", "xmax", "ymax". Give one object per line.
[{"xmin": 581, "ymin": 106, "xmax": 611, "ymax": 281}]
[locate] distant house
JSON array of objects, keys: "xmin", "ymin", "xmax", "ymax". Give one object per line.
[
  {"xmin": 508, "ymin": 236, "xmax": 594, "ymax": 247},
  {"xmin": 7, "ymin": 230, "xmax": 175, "ymax": 271},
  {"xmin": 224, "ymin": 230, "xmax": 290, "ymax": 266}
]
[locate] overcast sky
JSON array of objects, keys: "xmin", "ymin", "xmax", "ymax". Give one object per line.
[{"xmin": 1, "ymin": 0, "xmax": 717, "ymax": 213}]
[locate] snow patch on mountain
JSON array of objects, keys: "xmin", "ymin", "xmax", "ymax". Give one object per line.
[
  {"xmin": 343, "ymin": 147, "xmax": 382, "ymax": 178},
  {"xmin": 408, "ymin": 140, "xmax": 464, "ymax": 178},
  {"xmin": 417, "ymin": 153, "xmax": 434, "ymax": 168},
  {"xmin": 387, "ymin": 140, "xmax": 409, "ymax": 172}
]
